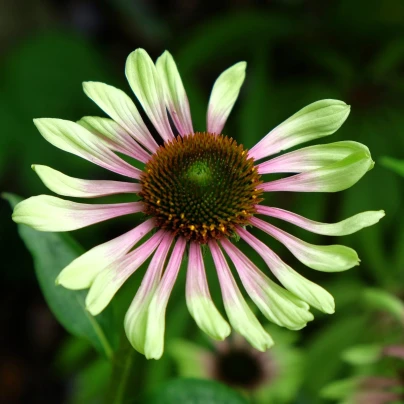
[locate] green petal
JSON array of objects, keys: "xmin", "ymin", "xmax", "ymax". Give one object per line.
[
  {"xmin": 210, "ymin": 242, "xmax": 274, "ymax": 351},
  {"xmin": 126, "ymin": 48, "xmax": 174, "ymax": 141},
  {"xmin": 258, "ymin": 141, "xmax": 372, "ymax": 174},
  {"xmin": 12, "ymin": 195, "xmax": 142, "ymax": 232},
  {"xmin": 32, "ymin": 165, "xmax": 139, "ymax": 198},
  {"xmin": 82, "ymin": 81, "xmax": 158, "ymax": 152},
  {"xmin": 250, "ymin": 99, "xmax": 350, "ymax": 161},
  {"xmin": 156, "ymin": 51, "xmax": 193, "ymax": 135},
  {"xmin": 262, "ymin": 149, "xmax": 374, "ymax": 193},
  {"xmin": 207, "ymin": 61, "xmax": 246, "ymax": 134},
  {"xmin": 33, "ymin": 118, "xmax": 141, "ymax": 179},
  {"xmin": 257, "ymin": 207, "xmax": 385, "ymax": 236},
  {"xmin": 186, "ymin": 296, "xmax": 231, "ymax": 340},
  {"xmin": 276, "ymin": 266, "xmax": 335, "ymax": 313},
  {"xmin": 78, "ymin": 116, "xmax": 150, "ymax": 163}
]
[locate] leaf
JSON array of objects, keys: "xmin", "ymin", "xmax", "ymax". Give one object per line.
[
  {"xmin": 362, "ymin": 288, "xmax": 404, "ymax": 325},
  {"xmin": 4, "ymin": 193, "xmax": 118, "ymax": 358},
  {"xmin": 380, "ymin": 156, "xmax": 404, "ymax": 177},
  {"xmin": 304, "ymin": 314, "xmax": 368, "ymax": 396},
  {"xmin": 147, "ymin": 378, "xmax": 249, "ymax": 404}
]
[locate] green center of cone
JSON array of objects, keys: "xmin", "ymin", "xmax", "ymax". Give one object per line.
[{"xmin": 187, "ymin": 161, "xmax": 212, "ymax": 187}]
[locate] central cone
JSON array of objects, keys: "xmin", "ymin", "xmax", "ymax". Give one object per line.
[{"xmin": 140, "ymin": 132, "xmax": 263, "ymax": 243}]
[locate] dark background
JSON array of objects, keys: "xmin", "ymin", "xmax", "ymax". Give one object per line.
[{"xmin": 1, "ymin": 0, "xmax": 403, "ymax": 403}]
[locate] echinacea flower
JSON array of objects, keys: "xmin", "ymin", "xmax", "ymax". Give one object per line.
[
  {"xmin": 169, "ymin": 328, "xmax": 304, "ymax": 403},
  {"xmin": 12, "ymin": 48, "xmax": 384, "ymax": 359}
]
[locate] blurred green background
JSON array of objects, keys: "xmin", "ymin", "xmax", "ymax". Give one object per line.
[{"xmin": 1, "ymin": 1, "xmax": 403, "ymax": 403}]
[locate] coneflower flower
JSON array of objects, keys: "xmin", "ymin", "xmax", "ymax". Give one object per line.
[
  {"xmin": 169, "ymin": 330, "xmax": 304, "ymax": 403},
  {"xmin": 12, "ymin": 48, "xmax": 384, "ymax": 359}
]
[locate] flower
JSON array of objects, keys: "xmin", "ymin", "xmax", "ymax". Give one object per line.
[
  {"xmin": 168, "ymin": 328, "xmax": 305, "ymax": 403},
  {"xmin": 12, "ymin": 48, "xmax": 384, "ymax": 359}
]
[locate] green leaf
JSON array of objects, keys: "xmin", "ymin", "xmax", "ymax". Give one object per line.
[
  {"xmin": 147, "ymin": 378, "xmax": 249, "ymax": 404},
  {"xmin": 380, "ymin": 156, "xmax": 404, "ymax": 177},
  {"xmin": 342, "ymin": 344, "xmax": 382, "ymax": 365},
  {"xmin": 362, "ymin": 288, "xmax": 404, "ymax": 324},
  {"xmin": 304, "ymin": 315, "xmax": 368, "ymax": 395},
  {"xmin": 4, "ymin": 193, "xmax": 118, "ymax": 358}
]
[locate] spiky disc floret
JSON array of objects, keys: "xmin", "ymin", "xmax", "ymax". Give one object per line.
[{"xmin": 140, "ymin": 132, "xmax": 263, "ymax": 243}]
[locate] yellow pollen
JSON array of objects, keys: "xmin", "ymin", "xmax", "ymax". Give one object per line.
[
  {"xmin": 168, "ymin": 214, "xmax": 173, "ymax": 220},
  {"xmin": 242, "ymin": 210, "xmax": 247, "ymax": 215},
  {"xmin": 219, "ymin": 224, "xmax": 226, "ymax": 232},
  {"xmin": 180, "ymin": 213, "xmax": 185, "ymax": 219},
  {"xmin": 189, "ymin": 225, "xmax": 196, "ymax": 231},
  {"xmin": 156, "ymin": 199, "xmax": 161, "ymax": 205},
  {"xmin": 252, "ymin": 195, "xmax": 257, "ymax": 199},
  {"xmin": 210, "ymin": 224, "xmax": 215, "ymax": 231}
]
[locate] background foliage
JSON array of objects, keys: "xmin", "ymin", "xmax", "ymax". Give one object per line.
[{"xmin": 1, "ymin": 1, "xmax": 403, "ymax": 403}]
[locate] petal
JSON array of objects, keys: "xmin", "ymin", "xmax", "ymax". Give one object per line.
[
  {"xmin": 124, "ymin": 232, "xmax": 174, "ymax": 354},
  {"xmin": 56, "ymin": 219, "xmax": 155, "ymax": 289},
  {"xmin": 237, "ymin": 227, "xmax": 335, "ymax": 313},
  {"xmin": 186, "ymin": 242, "xmax": 231, "ymax": 340},
  {"xmin": 249, "ymin": 99, "xmax": 351, "ymax": 161},
  {"xmin": 209, "ymin": 241, "xmax": 274, "ymax": 351},
  {"xmin": 32, "ymin": 165, "xmax": 141, "ymax": 198},
  {"xmin": 220, "ymin": 238, "xmax": 314, "ymax": 330},
  {"xmin": 143, "ymin": 237, "xmax": 187, "ymax": 359},
  {"xmin": 250, "ymin": 217, "xmax": 359, "ymax": 272},
  {"xmin": 126, "ymin": 49, "xmax": 174, "ymax": 142},
  {"xmin": 82, "ymin": 81, "xmax": 158, "ymax": 153},
  {"xmin": 78, "ymin": 116, "xmax": 150, "ymax": 163},
  {"xmin": 86, "ymin": 230, "xmax": 165, "ymax": 315},
  {"xmin": 33, "ymin": 118, "xmax": 142, "ymax": 179},
  {"xmin": 256, "ymin": 206, "xmax": 385, "ymax": 236},
  {"xmin": 257, "ymin": 141, "xmax": 371, "ymax": 174},
  {"xmin": 12, "ymin": 195, "xmax": 143, "ymax": 232},
  {"xmin": 156, "ymin": 51, "xmax": 193, "ymax": 136},
  {"xmin": 207, "ymin": 61, "xmax": 246, "ymax": 134},
  {"xmin": 260, "ymin": 149, "xmax": 373, "ymax": 193}
]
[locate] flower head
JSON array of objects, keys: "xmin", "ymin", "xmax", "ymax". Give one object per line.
[
  {"xmin": 168, "ymin": 329, "xmax": 305, "ymax": 403},
  {"xmin": 12, "ymin": 48, "xmax": 384, "ymax": 359}
]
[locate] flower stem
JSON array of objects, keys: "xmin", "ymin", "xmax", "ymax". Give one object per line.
[{"xmin": 105, "ymin": 335, "xmax": 137, "ymax": 404}]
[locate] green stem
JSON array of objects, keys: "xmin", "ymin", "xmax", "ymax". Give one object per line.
[
  {"xmin": 105, "ymin": 335, "xmax": 137, "ymax": 404},
  {"xmin": 112, "ymin": 350, "xmax": 135, "ymax": 404}
]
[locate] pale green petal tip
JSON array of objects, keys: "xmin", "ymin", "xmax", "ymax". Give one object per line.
[
  {"xmin": 85, "ymin": 293, "xmax": 104, "ymax": 316},
  {"xmin": 145, "ymin": 345, "xmax": 163, "ymax": 361},
  {"xmin": 160, "ymin": 49, "xmax": 172, "ymax": 60},
  {"xmin": 234, "ymin": 61, "xmax": 247, "ymax": 71},
  {"xmin": 85, "ymin": 304, "xmax": 99, "ymax": 317},
  {"xmin": 82, "ymin": 81, "xmax": 96, "ymax": 91},
  {"xmin": 127, "ymin": 48, "xmax": 149, "ymax": 63},
  {"xmin": 254, "ymin": 334, "xmax": 275, "ymax": 352},
  {"xmin": 188, "ymin": 297, "xmax": 231, "ymax": 341},
  {"xmin": 54, "ymin": 272, "xmax": 77, "ymax": 289},
  {"xmin": 11, "ymin": 201, "xmax": 25, "ymax": 224},
  {"xmin": 319, "ymin": 292, "xmax": 335, "ymax": 314}
]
